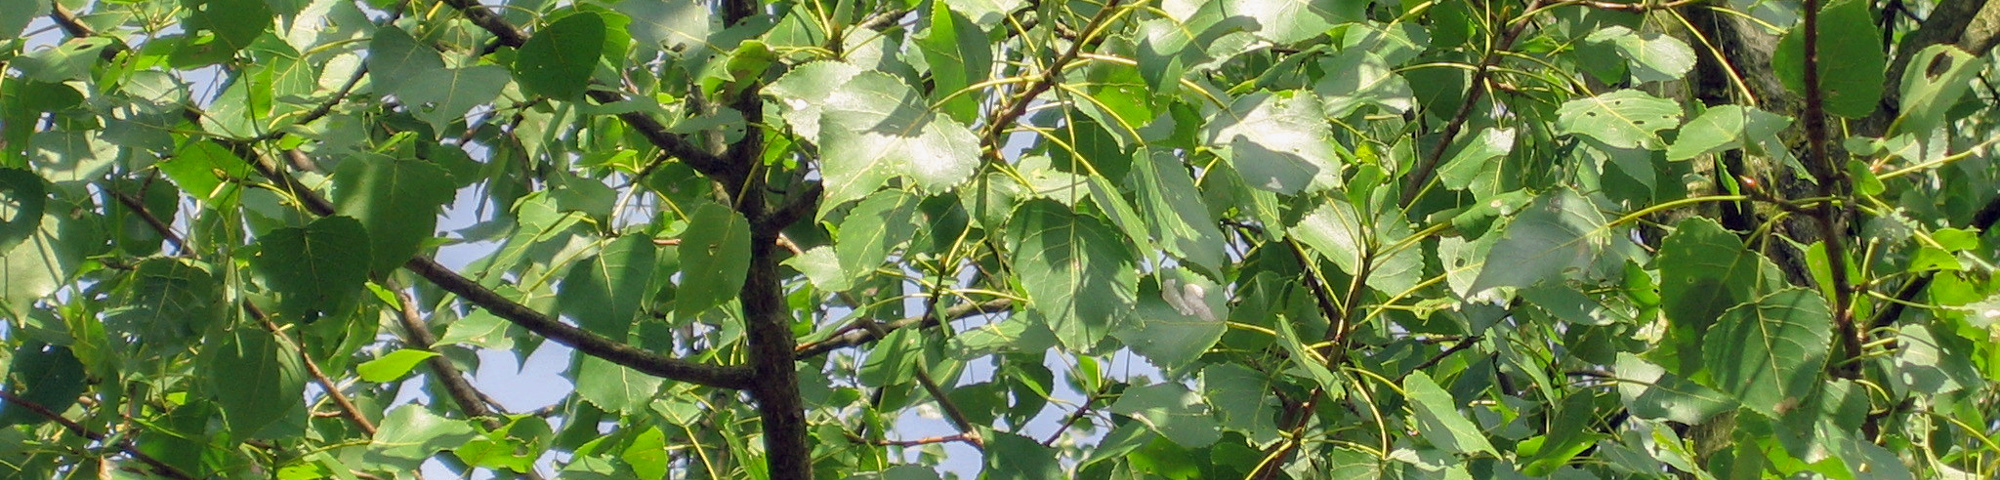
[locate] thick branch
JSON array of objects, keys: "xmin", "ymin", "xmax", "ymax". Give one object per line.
[
  {"xmin": 0, "ymin": 391, "xmax": 197, "ymax": 480},
  {"xmin": 227, "ymin": 143, "xmax": 752, "ymax": 389},
  {"xmin": 245, "ymin": 303, "xmax": 378, "ymax": 436},
  {"xmin": 391, "ymin": 287, "xmax": 501, "ymax": 424},
  {"xmin": 406, "ymin": 257, "xmax": 753, "ymax": 389},
  {"xmin": 1800, "ymin": 0, "xmax": 1865, "ymax": 380}
]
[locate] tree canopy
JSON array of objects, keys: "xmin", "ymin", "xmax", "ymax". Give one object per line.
[{"xmin": 2, "ymin": 0, "xmax": 1999, "ymax": 478}]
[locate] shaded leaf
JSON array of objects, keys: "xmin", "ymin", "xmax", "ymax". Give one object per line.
[
  {"xmin": 1109, "ymin": 382, "xmax": 1220, "ymax": 448},
  {"xmin": 1404, "ymin": 371, "xmax": 1496, "ymax": 455},
  {"xmin": 558, "ymin": 234, "xmax": 658, "ymax": 336},
  {"xmin": 1773, "ymin": 0, "xmax": 1885, "ymax": 118},
  {"xmin": 576, "ymin": 355, "xmax": 664, "ymax": 413},
  {"xmin": 514, "ymin": 13, "xmax": 607, "ymax": 100},
  {"xmin": 201, "ymin": 328, "xmax": 306, "ymax": 433},
  {"xmin": 1700, "ymin": 288, "xmax": 1832, "ymax": 417},
  {"xmin": 332, "ymin": 154, "xmax": 456, "ymax": 274},
  {"xmin": 1467, "ymin": 189, "xmax": 1609, "ymax": 295},
  {"xmin": 254, "ymin": 216, "xmax": 372, "ymax": 322},
  {"xmin": 675, "ymin": 203, "xmax": 750, "ymax": 318},
  {"xmin": 1556, "ymin": 89, "xmax": 1681, "ymax": 150},
  {"xmin": 1008, "ymin": 200, "xmax": 1138, "ymax": 351},
  {"xmin": 1203, "ymin": 90, "xmax": 1341, "ymax": 195}
]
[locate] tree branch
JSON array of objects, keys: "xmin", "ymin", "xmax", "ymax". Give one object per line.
[
  {"xmin": 0, "ymin": 391, "xmax": 197, "ymax": 480},
  {"xmin": 405, "ymin": 257, "xmax": 753, "ymax": 389},
  {"xmin": 244, "ymin": 302, "xmax": 379, "ymax": 436},
  {"xmin": 1400, "ymin": 0, "xmax": 1545, "ymax": 207},
  {"xmin": 978, "ymin": 0, "xmax": 1127, "ymax": 160},
  {"xmin": 390, "ymin": 287, "xmax": 501, "ymax": 425},
  {"xmin": 436, "ymin": 0, "xmax": 740, "ymax": 181},
  {"xmin": 222, "ymin": 142, "xmax": 754, "ymax": 389},
  {"xmin": 1799, "ymin": 0, "xmax": 1866, "ymax": 380},
  {"xmin": 793, "ymin": 299, "xmax": 1014, "ymax": 358}
]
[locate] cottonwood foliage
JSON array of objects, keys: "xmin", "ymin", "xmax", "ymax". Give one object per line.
[{"xmin": 1, "ymin": 0, "xmax": 1998, "ymax": 478}]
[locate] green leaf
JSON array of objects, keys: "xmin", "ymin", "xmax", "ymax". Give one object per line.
[
  {"xmin": 1203, "ymin": 90, "xmax": 1341, "ymax": 195},
  {"xmin": 558, "ymin": 234, "xmax": 658, "ymax": 336},
  {"xmin": 1772, "ymin": 0, "xmax": 1885, "ymax": 118},
  {"xmin": 0, "ymin": 0, "xmax": 48, "ymax": 39},
  {"xmin": 834, "ymin": 189, "xmax": 920, "ymax": 282},
  {"xmin": 984, "ymin": 431, "xmax": 1061, "ymax": 479},
  {"xmin": 916, "ymin": 2, "xmax": 992, "ymax": 124},
  {"xmin": 254, "ymin": 216, "xmax": 373, "ymax": 322},
  {"xmin": 399, "ymin": 66, "xmax": 511, "ymax": 134},
  {"xmin": 0, "ymin": 169, "xmax": 47, "ymax": 253},
  {"xmin": 621, "ymin": 427, "xmax": 670, "ymax": 480},
  {"xmin": 616, "ymin": 0, "xmax": 715, "ymax": 53},
  {"xmin": 1129, "ymin": 147, "xmax": 1226, "ymax": 273},
  {"xmin": 1893, "ymin": 324, "xmax": 1979, "ymax": 395},
  {"xmin": 1008, "ymin": 200, "xmax": 1138, "ymax": 351},
  {"xmin": 1584, "ymin": 26, "xmax": 1696, "ymax": 83},
  {"xmin": 675, "ymin": 203, "xmax": 750, "ymax": 318},
  {"xmin": 1200, "ymin": 364, "xmax": 1282, "ymax": 445},
  {"xmin": 1, "ymin": 207, "xmax": 86, "ymax": 317},
  {"xmin": 201, "ymin": 328, "xmax": 306, "ymax": 433},
  {"xmin": 1895, "ymin": 44, "xmax": 1983, "ymax": 136},
  {"xmin": 1556, "ymin": 89, "xmax": 1681, "ymax": 150},
  {"xmin": 1221, "ymin": 0, "xmax": 1364, "ymax": 44},
  {"xmin": 575, "ymin": 355, "xmax": 664, "ymax": 413},
  {"xmin": 372, "ymin": 405, "xmax": 478, "ymax": 460},
  {"xmin": 158, "ymin": 140, "xmax": 256, "ymax": 210},
  {"xmin": 1658, "ymin": 218, "xmax": 1776, "ymax": 354},
  {"xmin": 367, "ymin": 28, "xmax": 445, "ymax": 95},
  {"xmin": 332, "ymin": 154, "xmax": 455, "ymax": 274},
  {"xmin": 1314, "ymin": 49, "xmax": 1414, "ymax": 116},
  {"xmin": 108, "ymin": 259, "xmax": 223, "ymax": 351},
  {"xmin": 9, "ymin": 38, "xmax": 115, "ymax": 83},
  {"xmin": 1290, "ymin": 196, "xmax": 1420, "ymax": 294},
  {"xmin": 858, "ymin": 328, "xmax": 924, "ymax": 388},
  {"xmin": 1436, "ymin": 127, "xmax": 1515, "ymax": 193},
  {"xmin": 1403, "ymin": 371, "xmax": 1496, "ymax": 455},
  {"xmin": 766, "ymin": 61, "xmax": 980, "ymax": 214},
  {"xmin": 0, "ymin": 342, "xmax": 86, "ymax": 427},
  {"xmin": 514, "ymin": 12, "xmax": 607, "ymax": 100},
  {"xmin": 1467, "ymin": 189, "xmax": 1609, "ymax": 295},
  {"xmin": 356, "ymin": 349, "xmax": 440, "ymax": 383},
  {"xmin": 1613, "ymin": 353, "xmax": 1736, "ymax": 424},
  {"xmin": 1114, "ymin": 270, "xmax": 1227, "ymax": 369},
  {"xmin": 1666, "ymin": 105, "xmax": 1792, "ymax": 161},
  {"xmin": 186, "ymin": 0, "xmax": 272, "ymax": 53},
  {"xmin": 1109, "ymin": 382, "xmax": 1221, "ymax": 448},
  {"xmin": 1700, "ymin": 288, "xmax": 1832, "ymax": 417}
]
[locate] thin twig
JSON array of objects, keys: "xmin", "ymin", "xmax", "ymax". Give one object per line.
[
  {"xmin": 978, "ymin": 0, "xmax": 1128, "ymax": 160},
  {"xmin": 793, "ymin": 299, "xmax": 1013, "ymax": 358},
  {"xmin": 245, "ymin": 303, "xmax": 378, "ymax": 436},
  {"xmin": 0, "ymin": 391, "xmax": 197, "ymax": 480},
  {"xmin": 1400, "ymin": 0, "xmax": 1547, "ymax": 207}
]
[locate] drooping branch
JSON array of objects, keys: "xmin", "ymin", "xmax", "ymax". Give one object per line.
[
  {"xmin": 0, "ymin": 391, "xmax": 197, "ymax": 480},
  {"xmin": 436, "ymin": 0, "xmax": 741, "ymax": 182},
  {"xmin": 220, "ymin": 142, "xmax": 754, "ymax": 389},
  {"xmin": 978, "ymin": 0, "xmax": 1128, "ymax": 160},
  {"xmin": 405, "ymin": 257, "xmax": 754, "ymax": 389},
  {"xmin": 1400, "ymin": 0, "xmax": 1546, "ymax": 207}
]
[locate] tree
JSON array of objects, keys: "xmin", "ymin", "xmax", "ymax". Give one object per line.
[{"xmin": 1, "ymin": 0, "xmax": 1998, "ymax": 477}]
